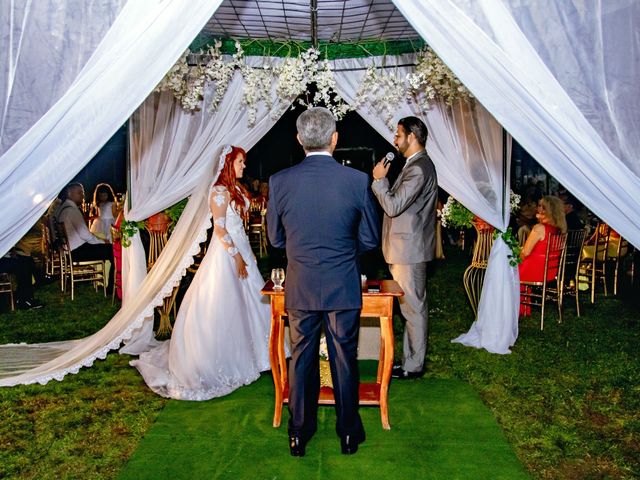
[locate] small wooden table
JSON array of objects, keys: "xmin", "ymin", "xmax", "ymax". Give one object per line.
[{"xmin": 261, "ymin": 279, "xmax": 403, "ymax": 430}]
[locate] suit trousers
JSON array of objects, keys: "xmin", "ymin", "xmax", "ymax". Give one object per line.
[
  {"xmin": 287, "ymin": 309, "xmax": 364, "ymax": 440},
  {"xmin": 389, "ymin": 262, "xmax": 428, "ymax": 373}
]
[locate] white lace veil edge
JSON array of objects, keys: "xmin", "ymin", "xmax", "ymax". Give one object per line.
[{"xmin": 0, "ymin": 144, "xmax": 231, "ymax": 386}]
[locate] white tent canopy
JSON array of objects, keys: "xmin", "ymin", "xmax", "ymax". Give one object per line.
[{"xmin": 1, "ymin": 0, "xmax": 638, "ymax": 385}]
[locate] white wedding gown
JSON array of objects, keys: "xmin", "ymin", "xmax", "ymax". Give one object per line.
[{"xmin": 131, "ymin": 186, "xmax": 271, "ymax": 400}]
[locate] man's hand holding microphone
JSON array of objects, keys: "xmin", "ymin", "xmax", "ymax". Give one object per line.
[{"xmin": 373, "ymin": 152, "xmax": 395, "ymax": 181}]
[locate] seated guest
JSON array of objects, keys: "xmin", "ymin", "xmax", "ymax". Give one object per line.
[
  {"xmin": 518, "ymin": 195, "xmax": 567, "ymax": 316},
  {"xmin": 53, "ymin": 182, "xmax": 114, "ymax": 288},
  {"xmin": 560, "ymin": 193, "xmax": 585, "ymax": 231},
  {"xmin": 0, "ymin": 249, "xmax": 43, "ymax": 310},
  {"xmin": 515, "ymin": 199, "xmax": 538, "ymax": 246}
]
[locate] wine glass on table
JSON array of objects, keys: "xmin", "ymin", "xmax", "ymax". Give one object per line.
[{"xmin": 271, "ymin": 268, "xmax": 285, "ymax": 290}]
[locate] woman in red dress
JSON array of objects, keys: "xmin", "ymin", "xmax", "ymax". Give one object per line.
[{"xmin": 518, "ymin": 195, "xmax": 567, "ymax": 316}]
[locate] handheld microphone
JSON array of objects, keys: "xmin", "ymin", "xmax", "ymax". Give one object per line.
[{"xmin": 383, "ymin": 152, "xmax": 395, "ymax": 167}]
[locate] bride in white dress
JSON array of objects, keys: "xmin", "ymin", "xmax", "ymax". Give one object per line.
[{"xmin": 131, "ymin": 145, "xmax": 271, "ymax": 400}]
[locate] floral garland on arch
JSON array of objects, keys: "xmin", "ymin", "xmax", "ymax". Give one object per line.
[
  {"xmin": 440, "ymin": 191, "xmax": 523, "ymax": 265},
  {"xmin": 155, "ymin": 43, "xmax": 473, "ymax": 126}
]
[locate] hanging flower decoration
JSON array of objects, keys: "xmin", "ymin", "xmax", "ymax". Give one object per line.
[
  {"xmin": 352, "ymin": 66, "xmax": 407, "ymax": 129},
  {"xmin": 407, "ymin": 47, "xmax": 473, "ymax": 107},
  {"xmin": 155, "ymin": 42, "xmax": 472, "ymax": 126}
]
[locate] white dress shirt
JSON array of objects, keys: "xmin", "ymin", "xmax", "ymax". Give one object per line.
[{"xmin": 55, "ymin": 199, "xmax": 103, "ymax": 250}]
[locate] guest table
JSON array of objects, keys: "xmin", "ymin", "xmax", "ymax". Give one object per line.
[{"xmin": 261, "ymin": 279, "xmax": 403, "ymax": 430}]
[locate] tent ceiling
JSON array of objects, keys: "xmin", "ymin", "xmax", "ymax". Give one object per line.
[{"xmin": 197, "ymin": 0, "xmax": 421, "ymax": 44}]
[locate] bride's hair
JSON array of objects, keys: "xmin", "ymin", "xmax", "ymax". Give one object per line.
[{"xmin": 214, "ymin": 145, "xmax": 249, "ymax": 215}]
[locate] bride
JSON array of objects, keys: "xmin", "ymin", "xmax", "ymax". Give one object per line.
[{"xmin": 131, "ymin": 145, "xmax": 271, "ymax": 400}]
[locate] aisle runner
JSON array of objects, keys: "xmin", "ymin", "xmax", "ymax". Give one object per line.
[{"xmin": 119, "ymin": 363, "xmax": 528, "ymax": 480}]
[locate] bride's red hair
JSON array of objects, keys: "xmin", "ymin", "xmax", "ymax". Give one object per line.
[{"xmin": 214, "ymin": 146, "xmax": 249, "ymax": 215}]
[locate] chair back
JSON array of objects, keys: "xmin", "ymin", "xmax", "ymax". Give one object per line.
[
  {"xmin": 0, "ymin": 272, "xmax": 14, "ymax": 311},
  {"xmin": 562, "ymin": 229, "xmax": 587, "ymax": 284},
  {"xmin": 592, "ymin": 223, "xmax": 610, "ymax": 262},
  {"xmin": 544, "ymin": 232, "xmax": 568, "ymax": 282}
]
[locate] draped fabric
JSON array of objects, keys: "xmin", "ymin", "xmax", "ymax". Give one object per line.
[
  {"xmin": 121, "ymin": 60, "xmax": 291, "ymax": 354},
  {"xmin": 2, "ymin": 1, "xmax": 639, "ymax": 381},
  {"xmin": 0, "ymin": 0, "xmax": 126, "ymax": 155},
  {"xmin": 392, "ymin": 0, "xmax": 640, "ymax": 248},
  {"xmin": 334, "ymin": 55, "xmax": 518, "ymax": 353},
  {"xmin": 0, "ymin": 0, "xmax": 224, "ymax": 258},
  {"xmin": 0, "ymin": 64, "xmax": 290, "ymax": 384}
]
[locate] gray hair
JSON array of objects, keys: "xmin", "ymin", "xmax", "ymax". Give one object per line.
[{"xmin": 296, "ymin": 107, "xmax": 336, "ymax": 151}]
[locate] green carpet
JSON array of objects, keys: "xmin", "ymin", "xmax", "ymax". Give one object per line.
[{"xmin": 119, "ymin": 363, "xmax": 528, "ymax": 480}]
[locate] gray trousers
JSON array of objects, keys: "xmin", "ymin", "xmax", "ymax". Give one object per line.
[{"xmin": 389, "ymin": 262, "xmax": 428, "ymax": 373}]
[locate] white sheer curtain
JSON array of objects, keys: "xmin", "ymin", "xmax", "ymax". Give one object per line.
[
  {"xmin": 0, "ymin": 0, "xmax": 224, "ymax": 258},
  {"xmin": 0, "ymin": 0, "xmax": 126, "ymax": 155},
  {"xmin": 122, "ymin": 59, "xmax": 291, "ymax": 354},
  {"xmin": 392, "ymin": 0, "xmax": 640, "ymax": 248},
  {"xmin": 334, "ymin": 55, "xmax": 518, "ymax": 353},
  {"xmin": 0, "ymin": 58, "xmax": 291, "ymax": 385}
]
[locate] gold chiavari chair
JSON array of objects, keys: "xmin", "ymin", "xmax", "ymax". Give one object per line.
[
  {"xmin": 0, "ymin": 273, "xmax": 15, "ymax": 311},
  {"xmin": 55, "ymin": 222, "xmax": 106, "ymax": 301},
  {"xmin": 577, "ymin": 223, "xmax": 609, "ymax": 305},
  {"xmin": 41, "ymin": 221, "xmax": 61, "ymax": 285},
  {"xmin": 560, "ymin": 229, "xmax": 587, "ymax": 316},
  {"xmin": 520, "ymin": 232, "xmax": 568, "ymax": 330},
  {"xmin": 607, "ymin": 234, "xmax": 628, "ymax": 296}
]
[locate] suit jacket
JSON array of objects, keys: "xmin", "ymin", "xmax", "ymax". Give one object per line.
[
  {"xmin": 371, "ymin": 150, "xmax": 438, "ymax": 264},
  {"xmin": 267, "ymin": 154, "xmax": 380, "ymax": 310}
]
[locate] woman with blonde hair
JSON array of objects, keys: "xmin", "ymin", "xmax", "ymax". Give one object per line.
[{"xmin": 518, "ymin": 195, "xmax": 567, "ymax": 316}]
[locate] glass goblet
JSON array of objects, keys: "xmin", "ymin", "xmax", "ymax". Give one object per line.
[{"xmin": 271, "ymin": 268, "xmax": 285, "ymax": 290}]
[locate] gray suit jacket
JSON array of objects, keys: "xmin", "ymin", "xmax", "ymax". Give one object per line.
[{"xmin": 371, "ymin": 150, "xmax": 438, "ymax": 264}]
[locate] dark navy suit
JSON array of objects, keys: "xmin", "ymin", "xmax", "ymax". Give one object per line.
[{"xmin": 267, "ymin": 153, "xmax": 380, "ymax": 441}]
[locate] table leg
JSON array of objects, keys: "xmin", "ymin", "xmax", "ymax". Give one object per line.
[
  {"xmin": 379, "ymin": 313, "xmax": 394, "ymax": 430},
  {"xmin": 269, "ymin": 314, "xmax": 283, "ymax": 428}
]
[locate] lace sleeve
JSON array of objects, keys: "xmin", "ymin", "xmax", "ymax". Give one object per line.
[{"xmin": 210, "ymin": 186, "xmax": 239, "ymax": 257}]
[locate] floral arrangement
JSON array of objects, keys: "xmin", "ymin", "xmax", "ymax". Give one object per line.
[
  {"xmin": 155, "ymin": 42, "xmax": 472, "ymax": 126},
  {"xmin": 440, "ymin": 196, "xmax": 475, "ymax": 229},
  {"xmin": 319, "ymin": 334, "xmax": 329, "ymax": 361},
  {"xmin": 119, "ymin": 198, "xmax": 189, "ymax": 247},
  {"xmin": 319, "ymin": 334, "xmax": 332, "ymax": 388},
  {"xmin": 441, "ymin": 191, "xmax": 521, "ymax": 229},
  {"xmin": 441, "ymin": 191, "xmax": 522, "ymax": 265},
  {"xmin": 120, "ymin": 220, "xmax": 146, "ymax": 248}
]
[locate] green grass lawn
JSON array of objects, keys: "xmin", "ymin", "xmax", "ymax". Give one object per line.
[{"xmin": 0, "ymin": 247, "xmax": 638, "ymax": 479}]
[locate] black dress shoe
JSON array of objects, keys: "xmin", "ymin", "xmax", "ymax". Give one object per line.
[
  {"xmin": 391, "ymin": 364, "xmax": 423, "ymax": 380},
  {"xmin": 289, "ymin": 434, "xmax": 306, "ymax": 457},
  {"xmin": 340, "ymin": 431, "xmax": 365, "ymax": 455}
]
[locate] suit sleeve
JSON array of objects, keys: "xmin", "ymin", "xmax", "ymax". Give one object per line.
[
  {"xmin": 372, "ymin": 163, "xmax": 427, "ymax": 218},
  {"xmin": 266, "ymin": 177, "xmax": 286, "ymax": 248},
  {"xmin": 358, "ymin": 182, "xmax": 381, "ymax": 253}
]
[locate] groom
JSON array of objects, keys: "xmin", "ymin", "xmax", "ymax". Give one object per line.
[{"xmin": 267, "ymin": 107, "xmax": 380, "ymax": 456}]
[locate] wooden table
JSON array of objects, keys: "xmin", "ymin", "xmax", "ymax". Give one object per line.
[{"xmin": 261, "ymin": 279, "xmax": 403, "ymax": 430}]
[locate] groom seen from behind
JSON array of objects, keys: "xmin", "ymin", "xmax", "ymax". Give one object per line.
[{"xmin": 267, "ymin": 107, "xmax": 380, "ymax": 457}]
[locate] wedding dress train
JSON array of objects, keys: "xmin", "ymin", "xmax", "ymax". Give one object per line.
[{"xmin": 131, "ymin": 186, "xmax": 271, "ymax": 400}]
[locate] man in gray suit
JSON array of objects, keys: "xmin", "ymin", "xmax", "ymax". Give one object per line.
[{"xmin": 371, "ymin": 116, "xmax": 438, "ymax": 379}]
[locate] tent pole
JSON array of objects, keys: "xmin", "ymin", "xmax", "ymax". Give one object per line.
[
  {"xmin": 310, "ymin": 0, "xmax": 318, "ymax": 49},
  {"xmin": 502, "ymin": 127, "xmax": 507, "ymax": 221}
]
